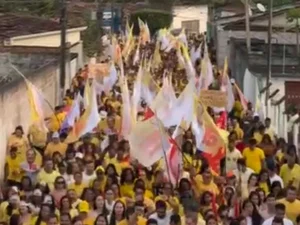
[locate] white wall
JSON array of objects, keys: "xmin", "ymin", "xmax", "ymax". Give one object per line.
[
  {"xmin": 10, "ymin": 30, "xmax": 82, "ymax": 47},
  {"xmin": 172, "ymin": 5, "xmax": 208, "ymax": 33},
  {"xmin": 0, "ymin": 66, "xmax": 58, "ymax": 178}
]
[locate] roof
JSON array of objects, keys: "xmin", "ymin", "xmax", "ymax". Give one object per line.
[
  {"xmin": 0, "ymin": 13, "xmax": 82, "ymax": 42},
  {"xmin": 230, "ymin": 38, "xmax": 300, "ymax": 78},
  {"xmin": 0, "ymin": 45, "xmax": 77, "ymax": 90},
  {"xmin": 222, "ymin": 3, "xmax": 300, "ymax": 30}
]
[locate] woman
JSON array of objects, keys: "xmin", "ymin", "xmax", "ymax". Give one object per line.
[
  {"xmin": 81, "ymin": 188, "xmax": 96, "ymax": 210},
  {"xmin": 258, "ymin": 170, "xmax": 270, "ymax": 195},
  {"xmin": 120, "ymin": 168, "xmax": 136, "ymax": 198},
  {"xmin": 259, "ymin": 134, "xmax": 275, "ymax": 159},
  {"xmin": 270, "ymin": 181, "xmax": 283, "ymax": 199},
  {"xmin": 94, "ymin": 213, "xmax": 108, "ymax": 225},
  {"xmin": 248, "ymin": 191, "xmax": 261, "ymax": 210},
  {"xmin": 89, "ymin": 195, "xmax": 108, "ymax": 219},
  {"xmin": 31, "ymin": 204, "xmax": 53, "ymax": 225},
  {"xmin": 105, "ymin": 164, "xmax": 119, "ymax": 179},
  {"xmin": 104, "ymin": 188, "xmax": 115, "ymax": 215},
  {"xmin": 0, "ymin": 194, "xmax": 20, "ymax": 223},
  {"xmin": 108, "ymin": 200, "xmax": 126, "ymax": 225},
  {"xmin": 20, "ymin": 176, "xmax": 33, "ymax": 201},
  {"xmin": 51, "ymin": 176, "xmax": 67, "ymax": 206},
  {"xmin": 241, "ymin": 200, "xmax": 262, "ymax": 225},
  {"xmin": 182, "ymin": 141, "xmax": 194, "ymax": 170},
  {"xmin": 199, "ymin": 191, "xmax": 217, "ymax": 215},
  {"xmin": 59, "ymin": 196, "xmax": 78, "ymax": 218},
  {"xmin": 242, "ymin": 174, "xmax": 259, "ymax": 199},
  {"xmin": 7, "ymin": 126, "xmax": 29, "ymax": 159},
  {"xmin": 19, "ymin": 201, "xmax": 31, "ymax": 225},
  {"xmin": 205, "ymin": 215, "xmax": 218, "ymax": 225}
]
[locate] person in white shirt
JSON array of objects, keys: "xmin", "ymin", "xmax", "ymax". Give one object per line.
[
  {"xmin": 267, "ymin": 162, "xmax": 283, "ymax": 188},
  {"xmin": 226, "ymin": 139, "xmax": 242, "ymax": 173},
  {"xmin": 149, "ymin": 200, "xmax": 172, "ymax": 225},
  {"xmin": 82, "ymin": 161, "xmax": 96, "ymax": 185},
  {"xmin": 233, "ymin": 158, "xmax": 254, "ymax": 188},
  {"xmin": 262, "ymin": 203, "xmax": 293, "ymax": 225}
]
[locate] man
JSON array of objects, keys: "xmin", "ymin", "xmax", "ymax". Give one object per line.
[
  {"xmin": 60, "ymin": 213, "xmax": 72, "ymax": 225},
  {"xmin": 262, "ymin": 203, "xmax": 293, "ymax": 225},
  {"xmin": 260, "ymin": 194, "xmax": 276, "ymax": 220},
  {"xmin": 265, "ymin": 117, "xmax": 276, "ymax": 141},
  {"xmin": 268, "ymin": 162, "xmax": 283, "ymax": 188},
  {"xmin": 47, "ymin": 213, "xmax": 59, "ymax": 225},
  {"xmin": 27, "ymin": 123, "xmax": 47, "ymax": 155},
  {"xmin": 233, "ymin": 158, "xmax": 254, "ymax": 189},
  {"xmin": 20, "ymin": 149, "xmax": 40, "ymax": 184},
  {"xmin": 277, "ymin": 186, "xmax": 300, "ymax": 224},
  {"xmin": 271, "ymin": 218, "xmax": 284, "ymax": 225},
  {"xmin": 82, "ymin": 161, "xmax": 96, "ymax": 185},
  {"xmin": 149, "ymin": 200, "xmax": 172, "ymax": 225},
  {"xmin": 170, "ymin": 214, "xmax": 181, "ymax": 225},
  {"xmin": 44, "ymin": 132, "xmax": 67, "ymax": 157},
  {"xmin": 37, "ymin": 157, "xmax": 60, "ymax": 190},
  {"xmin": 242, "ymin": 138, "xmax": 265, "ymax": 173},
  {"xmin": 226, "ymin": 138, "xmax": 242, "ymax": 173},
  {"xmin": 184, "ymin": 212, "xmax": 199, "ymax": 225},
  {"xmin": 68, "ymin": 171, "xmax": 87, "ymax": 197}
]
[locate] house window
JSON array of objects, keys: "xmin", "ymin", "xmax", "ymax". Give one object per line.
[{"xmin": 181, "ymin": 20, "xmax": 199, "ymax": 34}]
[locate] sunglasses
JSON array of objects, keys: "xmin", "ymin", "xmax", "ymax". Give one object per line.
[{"xmin": 56, "ymin": 181, "xmax": 65, "ymax": 184}]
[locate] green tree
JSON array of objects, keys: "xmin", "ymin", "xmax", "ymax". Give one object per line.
[
  {"xmin": 0, "ymin": 0, "xmax": 60, "ymax": 17},
  {"xmin": 287, "ymin": 7, "xmax": 300, "ymax": 55},
  {"xmin": 83, "ymin": 18, "xmax": 102, "ymax": 57},
  {"xmin": 130, "ymin": 10, "xmax": 173, "ymax": 36}
]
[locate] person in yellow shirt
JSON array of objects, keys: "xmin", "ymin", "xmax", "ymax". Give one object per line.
[
  {"xmin": 277, "ymin": 186, "xmax": 300, "ymax": 224},
  {"xmin": 191, "ymin": 166, "xmax": 220, "ymax": 198},
  {"xmin": 78, "ymin": 201, "xmax": 94, "ymax": 225},
  {"xmin": 120, "ymin": 168, "xmax": 136, "ymax": 198},
  {"xmin": 68, "ymin": 172, "xmax": 87, "ymax": 197},
  {"xmin": 154, "ymin": 182, "xmax": 180, "ymax": 214},
  {"xmin": 30, "ymin": 203, "xmax": 53, "ymax": 225},
  {"xmin": 44, "ymin": 132, "xmax": 67, "ymax": 157},
  {"xmin": 5, "ymin": 147, "xmax": 22, "ymax": 187},
  {"xmin": 118, "ymin": 207, "xmax": 147, "ymax": 225},
  {"xmin": 7, "ymin": 126, "xmax": 29, "ymax": 160},
  {"xmin": 27, "ymin": 123, "xmax": 47, "ymax": 154},
  {"xmin": 37, "ymin": 158, "xmax": 60, "ymax": 190},
  {"xmin": 232, "ymin": 118, "xmax": 244, "ymax": 140},
  {"xmin": 279, "ymin": 146, "xmax": 300, "ymax": 189},
  {"xmin": 47, "ymin": 106, "xmax": 66, "ymax": 132},
  {"xmin": 90, "ymin": 166, "xmax": 107, "ymax": 193},
  {"xmin": 242, "ymin": 138, "xmax": 265, "ymax": 173},
  {"xmin": 253, "ymin": 125, "xmax": 265, "ymax": 144}
]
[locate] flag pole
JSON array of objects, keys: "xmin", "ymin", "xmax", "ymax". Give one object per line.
[
  {"xmin": 10, "ymin": 64, "xmax": 57, "ymax": 118},
  {"xmin": 153, "ymin": 111, "xmax": 172, "ymax": 184}
]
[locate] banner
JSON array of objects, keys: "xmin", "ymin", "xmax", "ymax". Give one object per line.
[
  {"xmin": 88, "ymin": 63, "xmax": 110, "ymax": 79},
  {"xmin": 200, "ymin": 90, "xmax": 227, "ymax": 108}
]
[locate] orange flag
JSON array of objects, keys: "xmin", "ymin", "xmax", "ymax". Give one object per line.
[{"xmin": 200, "ymin": 109, "xmax": 227, "ymax": 174}]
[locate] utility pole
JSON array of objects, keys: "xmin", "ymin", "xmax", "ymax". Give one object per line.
[
  {"xmin": 60, "ymin": 0, "xmax": 67, "ymax": 103},
  {"xmin": 245, "ymin": 0, "xmax": 251, "ymax": 53},
  {"xmin": 266, "ymin": 0, "xmax": 273, "ymax": 117},
  {"xmin": 111, "ymin": 0, "xmax": 115, "ymax": 36},
  {"xmin": 97, "ymin": 0, "xmax": 103, "ymax": 57}
]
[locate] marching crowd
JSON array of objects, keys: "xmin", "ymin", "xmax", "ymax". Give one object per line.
[{"xmin": 2, "ymin": 32, "xmax": 300, "ymax": 225}]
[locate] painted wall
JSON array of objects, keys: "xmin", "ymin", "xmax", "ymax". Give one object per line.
[
  {"xmin": 172, "ymin": 5, "xmax": 208, "ymax": 34},
  {"xmin": 0, "ymin": 65, "xmax": 59, "ymax": 178},
  {"xmin": 9, "ymin": 30, "xmax": 81, "ymax": 47}
]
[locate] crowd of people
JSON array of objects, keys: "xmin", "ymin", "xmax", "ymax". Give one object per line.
[{"xmin": 2, "ymin": 30, "xmax": 300, "ymax": 225}]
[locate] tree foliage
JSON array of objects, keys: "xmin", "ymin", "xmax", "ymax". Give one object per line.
[
  {"xmin": 83, "ymin": 18, "xmax": 102, "ymax": 57},
  {"xmin": 130, "ymin": 10, "xmax": 173, "ymax": 36},
  {"xmin": 0, "ymin": 0, "xmax": 60, "ymax": 17}
]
